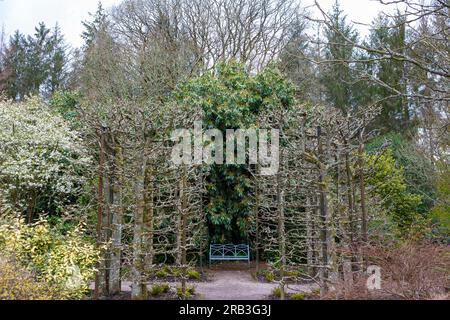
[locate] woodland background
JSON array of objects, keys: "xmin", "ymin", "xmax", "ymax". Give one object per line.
[{"xmin": 0, "ymin": 0, "xmax": 448, "ymax": 300}]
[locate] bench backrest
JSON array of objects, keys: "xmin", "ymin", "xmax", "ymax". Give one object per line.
[{"xmin": 209, "ymin": 244, "xmax": 250, "ymax": 261}]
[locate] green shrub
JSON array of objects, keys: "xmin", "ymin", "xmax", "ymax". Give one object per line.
[
  {"xmin": 171, "ymin": 267, "xmax": 182, "ymax": 277},
  {"xmin": 283, "ymin": 270, "xmax": 299, "ymax": 278},
  {"xmin": 312, "ymin": 288, "xmax": 321, "ymax": 296},
  {"xmin": 0, "ymin": 256, "xmax": 56, "ymax": 300},
  {"xmin": 272, "ymin": 286, "xmax": 282, "ymax": 298},
  {"xmin": 187, "ymin": 270, "xmax": 200, "ymax": 280},
  {"xmin": 150, "ymin": 283, "xmax": 170, "ymax": 296},
  {"xmin": 366, "ymin": 149, "xmax": 426, "ymax": 237},
  {"xmin": 174, "ymin": 62, "xmax": 296, "ymax": 243},
  {"xmin": 430, "ymin": 168, "xmax": 450, "ymax": 241},
  {"xmin": 0, "ymin": 218, "xmax": 99, "ymax": 300},
  {"xmin": 289, "ymin": 292, "xmax": 306, "ymax": 300},
  {"xmin": 176, "ymin": 285, "xmax": 196, "ymax": 299},
  {"xmin": 366, "ymin": 133, "xmax": 436, "ymax": 215},
  {"xmin": 264, "ymin": 271, "xmax": 275, "ymax": 282},
  {"xmin": 297, "ymin": 268, "xmax": 306, "ymax": 275},
  {"xmin": 0, "ymin": 98, "xmax": 90, "ymax": 219},
  {"xmin": 162, "ymin": 265, "xmax": 172, "ymax": 274},
  {"xmin": 49, "ymin": 90, "xmax": 81, "ymax": 122},
  {"xmin": 155, "ymin": 270, "xmax": 168, "ymax": 279},
  {"xmin": 161, "ymin": 283, "xmax": 170, "ymax": 293}
]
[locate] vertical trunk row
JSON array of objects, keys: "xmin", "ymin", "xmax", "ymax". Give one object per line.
[
  {"xmin": 178, "ymin": 166, "xmax": 188, "ymax": 299},
  {"xmin": 317, "ymin": 126, "xmax": 329, "ymax": 295},
  {"xmin": 94, "ymin": 131, "xmax": 105, "ymax": 300},
  {"xmin": 359, "ymin": 129, "xmax": 368, "ymax": 244},
  {"xmin": 306, "ymin": 196, "xmax": 315, "ymax": 276},
  {"xmin": 95, "ymin": 133, "xmax": 124, "ymax": 298},
  {"xmin": 254, "ymin": 167, "xmax": 261, "ymax": 274},
  {"xmin": 277, "ymin": 184, "xmax": 286, "ymax": 300},
  {"xmin": 344, "ymin": 143, "xmax": 354, "ymax": 244},
  {"xmin": 109, "ymin": 144, "xmax": 124, "ymax": 295},
  {"xmin": 131, "ymin": 156, "xmax": 148, "ymax": 300},
  {"xmin": 144, "ymin": 164, "xmax": 155, "ymax": 274},
  {"xmin": 342, "ymin": 142, "xmax": 354, "ymax": 286},
  {"xmin": 277, "ymin": 137, "xmax": 286, "ymax": 301},
  {"xmin": 103, "ymin": 158, "xmax": 112, "ymax": 295}
]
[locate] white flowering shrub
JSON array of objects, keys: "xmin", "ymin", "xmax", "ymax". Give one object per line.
[{"xmin": 0, "ymin": 97, "xmax": 91, "ymax": 219}]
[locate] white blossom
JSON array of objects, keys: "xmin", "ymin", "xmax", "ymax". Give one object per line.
[{"xmin": 0, "ymin": 97, "xmax": 91, "ymax": 215}]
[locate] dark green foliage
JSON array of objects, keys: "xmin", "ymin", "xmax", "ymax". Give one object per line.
[
  {"xmin": 366, "ymin": 14, "xmax": 411, "ymax": 134},
  {"xmin": 49, "ymin": 90, "xmax": 81, "ymax": 122},
  {"xmin": 176, "ymin": 63, "xmax": 256, "ymax": 243},
  {"xmin": 278, "ymin": 17, "xmax": 316, "ymax": 102},
  {"xmin": 2, "ymin": 31, "xmax": 27, "ymax": 99},
  {"xmin": 321, "ymin": 2, "xmax": 358, "ymax": 114},
  {"xmin": 81, "ymin": 2, "xmax": 108, "ymax": 49},
  {"xmin": 0, "ymin": 23, "xmax": 70, "ymax": 100},
  {"xmin": 46, "ymin": 24, "xmax": 69, "ymax": 95},
  {"xmin": 175, "ymin": 62, "xmax": 296, "ymax": 243}
]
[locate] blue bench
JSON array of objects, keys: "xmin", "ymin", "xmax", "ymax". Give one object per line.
[{"xmin": 209, "ymin": 244, "xmax": 250, "ymax": 268}]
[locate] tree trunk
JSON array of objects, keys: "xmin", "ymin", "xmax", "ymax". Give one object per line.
[
  {"xmin": 103, "ymin": 161, "xmax": 111, "ymax": 296},
  {"xmin": 179, "ymin": 166, "xmax": 188, "ymax": 299},
  {"xmin": 176, "ymin": 173, "xmax": 183, "ymax": 266},
  {"xmin": 144, "ymin": 164, "xmax": 155, "ymax": 274},
  {"xmin": 94, "ymin": 131, "xmax": 106, "ymax": 300},
  {"xmin": 277, "ymin": 147, "xmax": 286, "ymax": 301},
  {"xmin": 131, "ymin": 157, "xmax": 148, "ymax": 300},
  {"xmin": 317, "ymin": 126, "xmax": 329, "ymax": 295},
  {"xmin": 109, "ymin": 144, "xmax": 124, "ymax": 295},
  {"xmin": 254, "ymin": 167, "xmax": 260, "ymax": 274},
  {"xmin": 345, "ymin": 147, "xmax": 354, "ymax": 244},
  {"xmin": 306, "ymin": 196, "xmax": 314, "ymax": 276},
  {"xmin": 359, "ymin": 130, "xmax": 368, "ymax": 244}
]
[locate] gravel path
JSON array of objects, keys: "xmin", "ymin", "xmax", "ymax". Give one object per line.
[
  {"xmin": 96, "ymin": 269, "xmax": 317, "ymax": 300},
  {"xmin": 195, "ymin": 270, "xmax": 315, "ymax": 300}
]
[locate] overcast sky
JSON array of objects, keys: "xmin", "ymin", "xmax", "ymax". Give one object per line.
[{"xmin": 0, "ymin": 0, "xmax": 398, "ymax": 48}]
